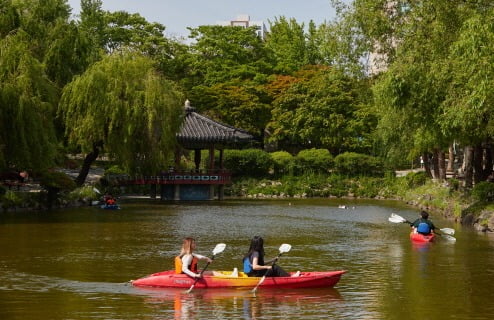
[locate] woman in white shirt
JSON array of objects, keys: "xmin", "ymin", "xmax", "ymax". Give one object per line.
[{"xmin": 175, "ymin": 237, "xmax": 212, "ymax": 278}]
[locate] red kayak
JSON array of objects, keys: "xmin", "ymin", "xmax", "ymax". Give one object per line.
[
  {"xmin": 410, "ymin": 231, "xmax": 435, "ymax": 242},
  {"xmin": 131, "ymin": 270, "xmax": 345, "ymax": 289}
]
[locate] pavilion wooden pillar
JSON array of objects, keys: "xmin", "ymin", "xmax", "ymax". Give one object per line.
[
  {"xmin": 209, "ymin": 145, "xmax": 215, "ymax": 200},
  {"xmin": 194, "ymin": 149, "xmax": 201, "ymax": 171},
  {"xmin": 173, "ymin": 146, "xmax": 181, "ymax": 200},
  {"xmin": 218, "ymin": 149, "xmax": 224, "ymax": 200}
]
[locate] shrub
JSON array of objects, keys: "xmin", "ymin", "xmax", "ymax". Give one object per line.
[
  {"xmin": 1, "ymin": 190, "xmax": 23, "ymax": 211},
  {"xmin": 354, "ymin": 177, "xmax": 382, "ymax": 198},
  {"xmin": 271, "ymin": 151, "xmax": 294, "ymax": 176},
  {"xmin": 38, "ymin": 171, "xmax": 77, "ymax": 191},
  {"xmin": 405, "ymin": 171, "xmax": 428, "ymax": 188},
  {"xmin": 334, "ymin": 152, "xmax": 384, "ymax": 177},
  {"xmin": 472, "ymin": 181, "xmax": 494, "ymax": 202},
  {"xmin": 68, "ymin": 186, "xmax": 100, "ymax": 202},
  {"xmin": 38, "ymin": 170, "xmax": 77, "ymax": 209},
  {"xmin": 223, "ymin": 149, "xmax": 273, "ymax": 178},
  {"xmin": 294, "ymin": 148, "xmax": 333, "ymax": 174},
  {"xmin": 105, "ymin": 165, "xmax": 126, "ymax": 175},
  {"xmin": 326, "ymin": 174, "xmax": 350, "ymax": 197}
]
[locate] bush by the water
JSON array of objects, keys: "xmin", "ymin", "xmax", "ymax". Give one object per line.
[
  {"xmin": 271, "ymin": 151, "xmax": 294, "ymax": 176},
  {"xmin": 472, "ymin": 181, "xmax": 494, "ymax": 202},
  {"xmin": 334, "ymin": 152, "xmax": 384, "ymax": 176},
  {"xmin": 223, "ymin": 149, "xmax": 272, "ymax": 177},
  {"xmin": 405, "ymin": 171, "xmax": 428, "ymax": 188},
  {"xmin": 294, "ymin": 148, "xmax": 333, "ymax": 174}
]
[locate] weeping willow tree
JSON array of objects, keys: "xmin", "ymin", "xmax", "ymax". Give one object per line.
[
  {"xmin": 0, "ymin": 30, "xmax": 58, "ymax": 171},
  {"xmin": 58, "ymin": 52, "xmax": 184, "ymax": 185}
]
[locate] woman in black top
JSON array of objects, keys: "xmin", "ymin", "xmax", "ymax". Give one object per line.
[{"xmin": 243, "ymin": 236, "xmax": 289, "ymax": 277}]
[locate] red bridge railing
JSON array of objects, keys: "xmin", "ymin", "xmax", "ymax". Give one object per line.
[{"xmin": 111, "ymin": 169, "xmax": 231, "ymax": 185}]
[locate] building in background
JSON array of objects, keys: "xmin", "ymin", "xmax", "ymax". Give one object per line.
[{"xmin": 217, "ymin": 14, "xmax": 267, "ymax": 39}]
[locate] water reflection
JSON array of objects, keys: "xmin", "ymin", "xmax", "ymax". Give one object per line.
[
  {"xmin": 2, "ymin": 199, "xmax": 494, "ymax": 319},
  {"xmin": 135, "ymin": 287, "xmax": 342, "ymax": 320}
]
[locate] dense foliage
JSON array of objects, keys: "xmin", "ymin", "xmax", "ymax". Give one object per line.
[
  {"xmin": 333, "ymin": 152, "xmax": 384, "ymax": 177},
  {"xmin": 222, "ymin": 149, "xmax": 273, "ymax": 178},
  {"xmin": 2, "ymin": 0, "xmax": 494, "ymax": 194}
]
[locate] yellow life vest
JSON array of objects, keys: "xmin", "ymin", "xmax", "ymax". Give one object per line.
[{"xmin": 175, "ymin": 255, "xmax": 198, "ymax": 274}]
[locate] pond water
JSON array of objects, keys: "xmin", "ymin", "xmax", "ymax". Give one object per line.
[{"xmin": 1, "ymin": 199, "xmax": 493, "ymax": 319}]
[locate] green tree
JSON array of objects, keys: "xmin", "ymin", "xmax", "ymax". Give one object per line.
[
  {"xmin": 265, "ymin": 16, "xmax": 309, "ymax": 74},
  {"xmin": 0, "ymin": 30, "xmax": 58, "ymax": 171},
  {"xmin": 58, "ymin": 52, "xmax": 184, "ymax": 185},
  {"xmin": 441, "ymin": 9, "xmax": 494, "ymax": 185},
  {"xmin": 185, "ymin": 25, "xmax": 273, "ymax": 88},
  {"xmin": 316, "ymin": 1, "xmax": 371, "ymax": 77},
  {"xmin": 0, "ymin": 0, "xmax": 74, "ymax": 171},
  {"xmin": 267, "ymin": 66, "xmax": 374, "ymax": 154},
  {"xmin": 184, "ymin": 25, "xmax": 273, "ymax": 141},
  {"xmin": 192, "ymin": 80, "xmax": 271, "ymax": 140},
  {"xmin": 340, "ymin": 0, "xmax": 475, "ymax": 177},
  {"xmin": 78, "ymin": 1, "xmax": 188, "ymax": 82}
]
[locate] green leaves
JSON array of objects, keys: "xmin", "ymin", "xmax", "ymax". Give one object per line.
[
  {"xmin": 267, "ymin": 66, "xmax": 373, "ymax": 153},
  {"xmin": 0, "ymin": 30, "xmax": 58, "ymax": 171},
  {"xmin": 59, "ymin": 52, "xmax": 184, "ymax": 175},
  {"xmin": 442, "ymin": 11, "xmax": 494, "ymax": 143}
]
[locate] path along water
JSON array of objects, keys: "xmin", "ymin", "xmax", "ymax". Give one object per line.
[{"xmin": 0, "ymin": 199, "xmax": 493, "ymax": 319}]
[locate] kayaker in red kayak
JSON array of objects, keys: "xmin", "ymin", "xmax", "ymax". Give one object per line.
[
  {"xmin": 175, "ymin": 237, "xmax": 213, "ymax": 278},
  {"xmin": 243, "ymin": 236, "xmax": 298, "ymax": 277},
  {"xmin": 410, "ymin": 210, "xmax": 436, "ymax": 235}
]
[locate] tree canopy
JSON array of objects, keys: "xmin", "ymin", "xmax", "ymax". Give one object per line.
[{"xmin": 58, "ymin": 52, "xmax": 184, "ymax": 178}]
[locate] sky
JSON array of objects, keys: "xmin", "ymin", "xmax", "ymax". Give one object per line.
[{"xmin": 66, "ymin": 0, "xmax": 341, "ymax": 38}]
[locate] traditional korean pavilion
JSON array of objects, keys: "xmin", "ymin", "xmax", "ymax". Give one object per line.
[{"xmin": 145, "ymin": 100, "xmax": 254, "ymax": 200}]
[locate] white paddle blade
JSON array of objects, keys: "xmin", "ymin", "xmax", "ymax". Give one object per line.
[
  {"xmin": 279, "ymin": 243, "xmax": 292, "ymax": 254},
  {"xmin": 212, "ymin": 243, "xmax": 226, "ymax": 255},
  {"xmin": 389, "ymin": 213, "xmax": 407, "ymax": 223},
  {"xmin": 93, "ymin": 187, "xmax": 101, "ymax": 194},
  {"xmin": 442, "ymin": 234, "xmax": 457, "ymax": 242},
  {"xmin": 440, "ymin": 228, "xmax": 455, "ymax": 235}
]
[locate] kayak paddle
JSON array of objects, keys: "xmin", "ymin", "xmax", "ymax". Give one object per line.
[
  {"xmin": 185, "ymin": 243, "xmax": 226, "ymax": 294},
  {"xmin": 433, "ymin": 231, "xmax": 457, "ymax": 242},
  {"xmin": 251, "ymin": 243, "xmax": 291, "ymax": 293},
  {"xmin": 388, "ymin": 213, "xmax": 456, "ymax": 240}
]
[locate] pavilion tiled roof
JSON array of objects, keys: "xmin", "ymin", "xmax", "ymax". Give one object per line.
[{"xmin": 177, "ymin": 100, "xmax": 254, "ymax": 149}]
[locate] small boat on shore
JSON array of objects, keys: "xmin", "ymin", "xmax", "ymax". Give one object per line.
[
  {"xmin": 131, "ymin": 270, "xmax": 345, "ymax": 289},
  {"xmin": 410, "ymin": 232, "xmax": 435, "ymax": 243}
]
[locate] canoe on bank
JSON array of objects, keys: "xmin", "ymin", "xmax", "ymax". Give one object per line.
[
  {"xmin": 131, "ymin": 270, "xmax": 345, "ymax": 289},
  {"xmin": 410, "ymin": 232, "xmax": 435, "ymax": 243}
]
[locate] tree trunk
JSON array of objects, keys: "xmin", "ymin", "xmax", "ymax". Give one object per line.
[
  {"xmin": 437, "ymin": 149, "xmax": 446, "ymax": 180},
  {"xmin": 473, "ymin": 144, "xmax": 483, "ymax": 184},
  {"xmin": 464, "ymin": 146, "xmax": 474, "ymax": 188},
  {"xmin": 75, "ymin": 142, "xmax": 102, "ymax": 186},
  {"xmin": 423, "ymin": 153, "xmax": 433, "ymax": 178},
  {"xmin": 432, "ymin": 150, "xmax": 440, "ymax": 179},
  {"xmin": 447, "ymin": 145, "xmax": 455, "ymax": 173},
  {"xmin": 483, "ymin": 143, "xmax": 493, "ymax": 180}
]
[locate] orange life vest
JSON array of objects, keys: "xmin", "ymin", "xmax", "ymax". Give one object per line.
[{"xmin": 175, "ymin": 255, "xmax": 198, "ymax": 274}]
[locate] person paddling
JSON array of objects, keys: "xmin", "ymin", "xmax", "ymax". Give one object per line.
[
  {"xmin": 243, "ymin": 236, "xmax": 299, "ymax": 277},
  {"xmin": 410, "ymin": 210, "xmax": 436, "ymax": 235},
  {"xmin": 175, "ymin": 237, "xmax": 212, "ymax": 278}
]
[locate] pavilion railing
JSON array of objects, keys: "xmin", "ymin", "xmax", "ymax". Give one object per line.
[{"xmin": 109, "ymin": 169, "xmax": 231, "ymax": 185}]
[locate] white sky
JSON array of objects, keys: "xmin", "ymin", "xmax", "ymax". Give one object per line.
[{"xmin": 66, "ymin": 0, "xmax": 341, "ymax": 38}]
